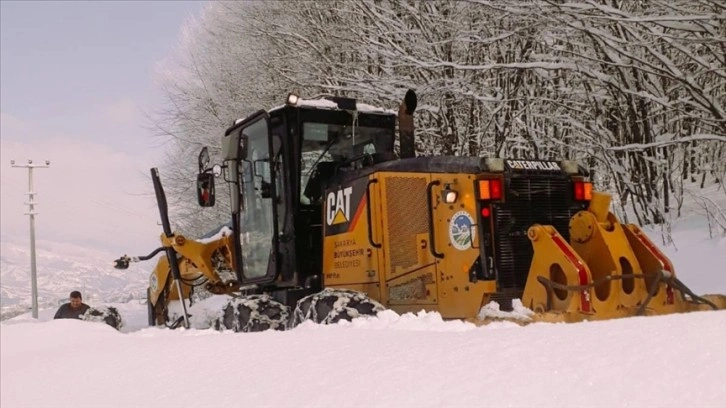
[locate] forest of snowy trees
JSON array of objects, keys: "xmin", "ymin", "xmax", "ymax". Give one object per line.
[{"xmin": 152, "ymin": 0, "xmax": 725, "ymax": 239}]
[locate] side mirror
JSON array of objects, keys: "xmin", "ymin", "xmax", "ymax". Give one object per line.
[
  {"xmin": 198, "ymin": 147, "xmax": 210, "ymax": 173},
  {"xmin": 197, "ymin": 173, "xmax": 215, "ymax": 207}
]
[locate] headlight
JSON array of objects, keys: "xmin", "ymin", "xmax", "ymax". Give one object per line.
[
  {"xmin": 286, "ymin": 92, "xmax": 300, "ymax": 106},
  {"xmin": 442, "ymin": 184, "xmax": 458, "ymax": 204}
]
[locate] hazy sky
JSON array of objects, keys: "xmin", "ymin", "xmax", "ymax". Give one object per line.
[{"xmin": 1, "ymin": 1, "xmax": 208, "ymax": 256}]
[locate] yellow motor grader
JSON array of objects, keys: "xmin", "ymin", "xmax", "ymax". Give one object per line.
[{"xmin": 115, "ymin": 90, "xmax": 724, "ymax": 331}]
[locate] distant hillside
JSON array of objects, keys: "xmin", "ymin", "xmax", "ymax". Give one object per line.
[{"xmin": 0, "ymin": 239, "xmax": 151, "ymax": 320}]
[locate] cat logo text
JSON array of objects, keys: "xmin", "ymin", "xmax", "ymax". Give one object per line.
[{"xmin": 326, "ymin": 187, "xmax": 353, "ymax": 226}]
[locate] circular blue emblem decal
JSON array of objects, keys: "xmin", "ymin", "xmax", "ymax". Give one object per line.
[{"xmin": 449, "ymin": 211, "xmax": 475, "ymax": 251}]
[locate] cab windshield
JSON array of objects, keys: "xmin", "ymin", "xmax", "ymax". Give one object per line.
[{"xmin": 300, "ymin": 122, "xmax": 393, "ymax": 203}]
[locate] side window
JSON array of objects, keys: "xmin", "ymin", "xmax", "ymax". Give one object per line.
[
  {"xmin": 239, "ymin": 117, "xmax": 274, "ymax": 279},
  {"xmin": 300, "ymin": 123, "xmax": 333, "ymax": 205}
]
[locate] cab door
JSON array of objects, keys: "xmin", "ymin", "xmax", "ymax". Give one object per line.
[{"xmin": 238, "ymin": 115, "xmax": 278, "ymax": 281}]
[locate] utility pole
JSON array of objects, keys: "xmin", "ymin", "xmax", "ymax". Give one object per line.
[{"xmin": 10, "ymin": 159, "xmax": 50, "ymax": 319}]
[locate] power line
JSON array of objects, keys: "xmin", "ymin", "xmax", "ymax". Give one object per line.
[{"xmin": 10, "ymin": 158, "xmax": 50, "ymax": 319}]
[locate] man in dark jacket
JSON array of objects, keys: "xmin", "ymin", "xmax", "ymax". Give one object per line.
[{"xmin": 54, "ymin": 290, "xmax": 90, "ymax": 319}]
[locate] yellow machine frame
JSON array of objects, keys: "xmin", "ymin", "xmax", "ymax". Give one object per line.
[{"xmin": 321, "ymin": 172, "xmax": 723, "ymax": 323}]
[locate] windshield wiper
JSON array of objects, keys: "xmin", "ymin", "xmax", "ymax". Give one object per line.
[{"xmin": 306, "ymin": 131, "xmax": 340, "ymax": 177}]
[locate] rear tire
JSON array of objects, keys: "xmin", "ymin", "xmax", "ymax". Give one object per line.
[
  {"xmin": 214, "ymin": 294, "xmax": 290, "ymax": 333},
  {"xmin": 292, "ymin": 288, "xmax": 384, "ymax": 327}
]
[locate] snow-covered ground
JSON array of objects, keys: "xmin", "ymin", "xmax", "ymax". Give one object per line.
[
  {"xmin": 0, "ymin": 239, "xmax": 149, "ymax": 320},
  {"xmin": 2, "ymin": 231, "xmax": 726, "ymax": 407},
  {"xmin": 2, "ymin": 300, "xmax": 725, "ymax": 408},
  {"xmin": 1, "ymin": 184, "xmax": 725, "ymax": 408}
]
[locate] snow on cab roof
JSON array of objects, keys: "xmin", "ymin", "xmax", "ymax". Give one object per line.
[
  {"xmin": 273, "ymin": 97, "xmax": 397, "ymax": 115},
  {"xmin": 234, "ymin": 97, "xmax": 396, "ymax": 125}
]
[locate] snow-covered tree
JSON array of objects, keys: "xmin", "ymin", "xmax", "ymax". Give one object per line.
[{"xmin": 153, "ymin": 0, "xmax": 725, "ymax": 236}]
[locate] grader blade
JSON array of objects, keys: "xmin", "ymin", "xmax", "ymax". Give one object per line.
[
  {"xmin": 520, "ymin": 191, "xmax": 724, "ymax": 323},
  {"xmin": 521, "ymin": 224, "xmax": 594, "ymax": 320}
]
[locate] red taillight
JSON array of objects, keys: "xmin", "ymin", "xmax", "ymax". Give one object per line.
[
  {"xmin": 481, "ymin": 207, "xmax": 491, "ymax": 218},
  {"xmin": 574, "ymin": 181, "xmax": 593, "ymax": 201},
  {"xmin": 478, "ymin": 178, "xmax": 503, "ymax": 201},
  {"xmin": 574, "ymin": 182, "xmax": 584, "ymax": 200},
  {"xmin": 490, "ymin": 179, "xmax": 502, "ymax": 200}
]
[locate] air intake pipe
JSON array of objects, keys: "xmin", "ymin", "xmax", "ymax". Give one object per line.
[{"xmin": 398, "ymin": 89, "xmax": 417, "ymax": 158}]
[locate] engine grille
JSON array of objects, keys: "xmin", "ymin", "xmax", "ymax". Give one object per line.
[
  {"xmin": 385, "ymin": 176, "xmax": 429, "ymax": 270},
  {"xmin": 492, "ymin": 175, "xmax": 581, "ymax": 292}
]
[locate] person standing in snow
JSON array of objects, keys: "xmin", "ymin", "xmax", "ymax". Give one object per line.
[{"xmin": 53, "ymin": 290, "xmax": 90, "ymax": 319}]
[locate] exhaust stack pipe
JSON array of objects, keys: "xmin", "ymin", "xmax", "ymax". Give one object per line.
[{"xmin": 398, "ymin": 89, "xmax": 417, "ymax": 159}]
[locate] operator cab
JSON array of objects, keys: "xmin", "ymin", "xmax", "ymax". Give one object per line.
[
  {"xmin": 274, "ymin": 95, "xmax": 397, "ymax": 294},
  {"xmin": 200, "ymin": 93, "xmax": 398, "ymax": 296}
]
